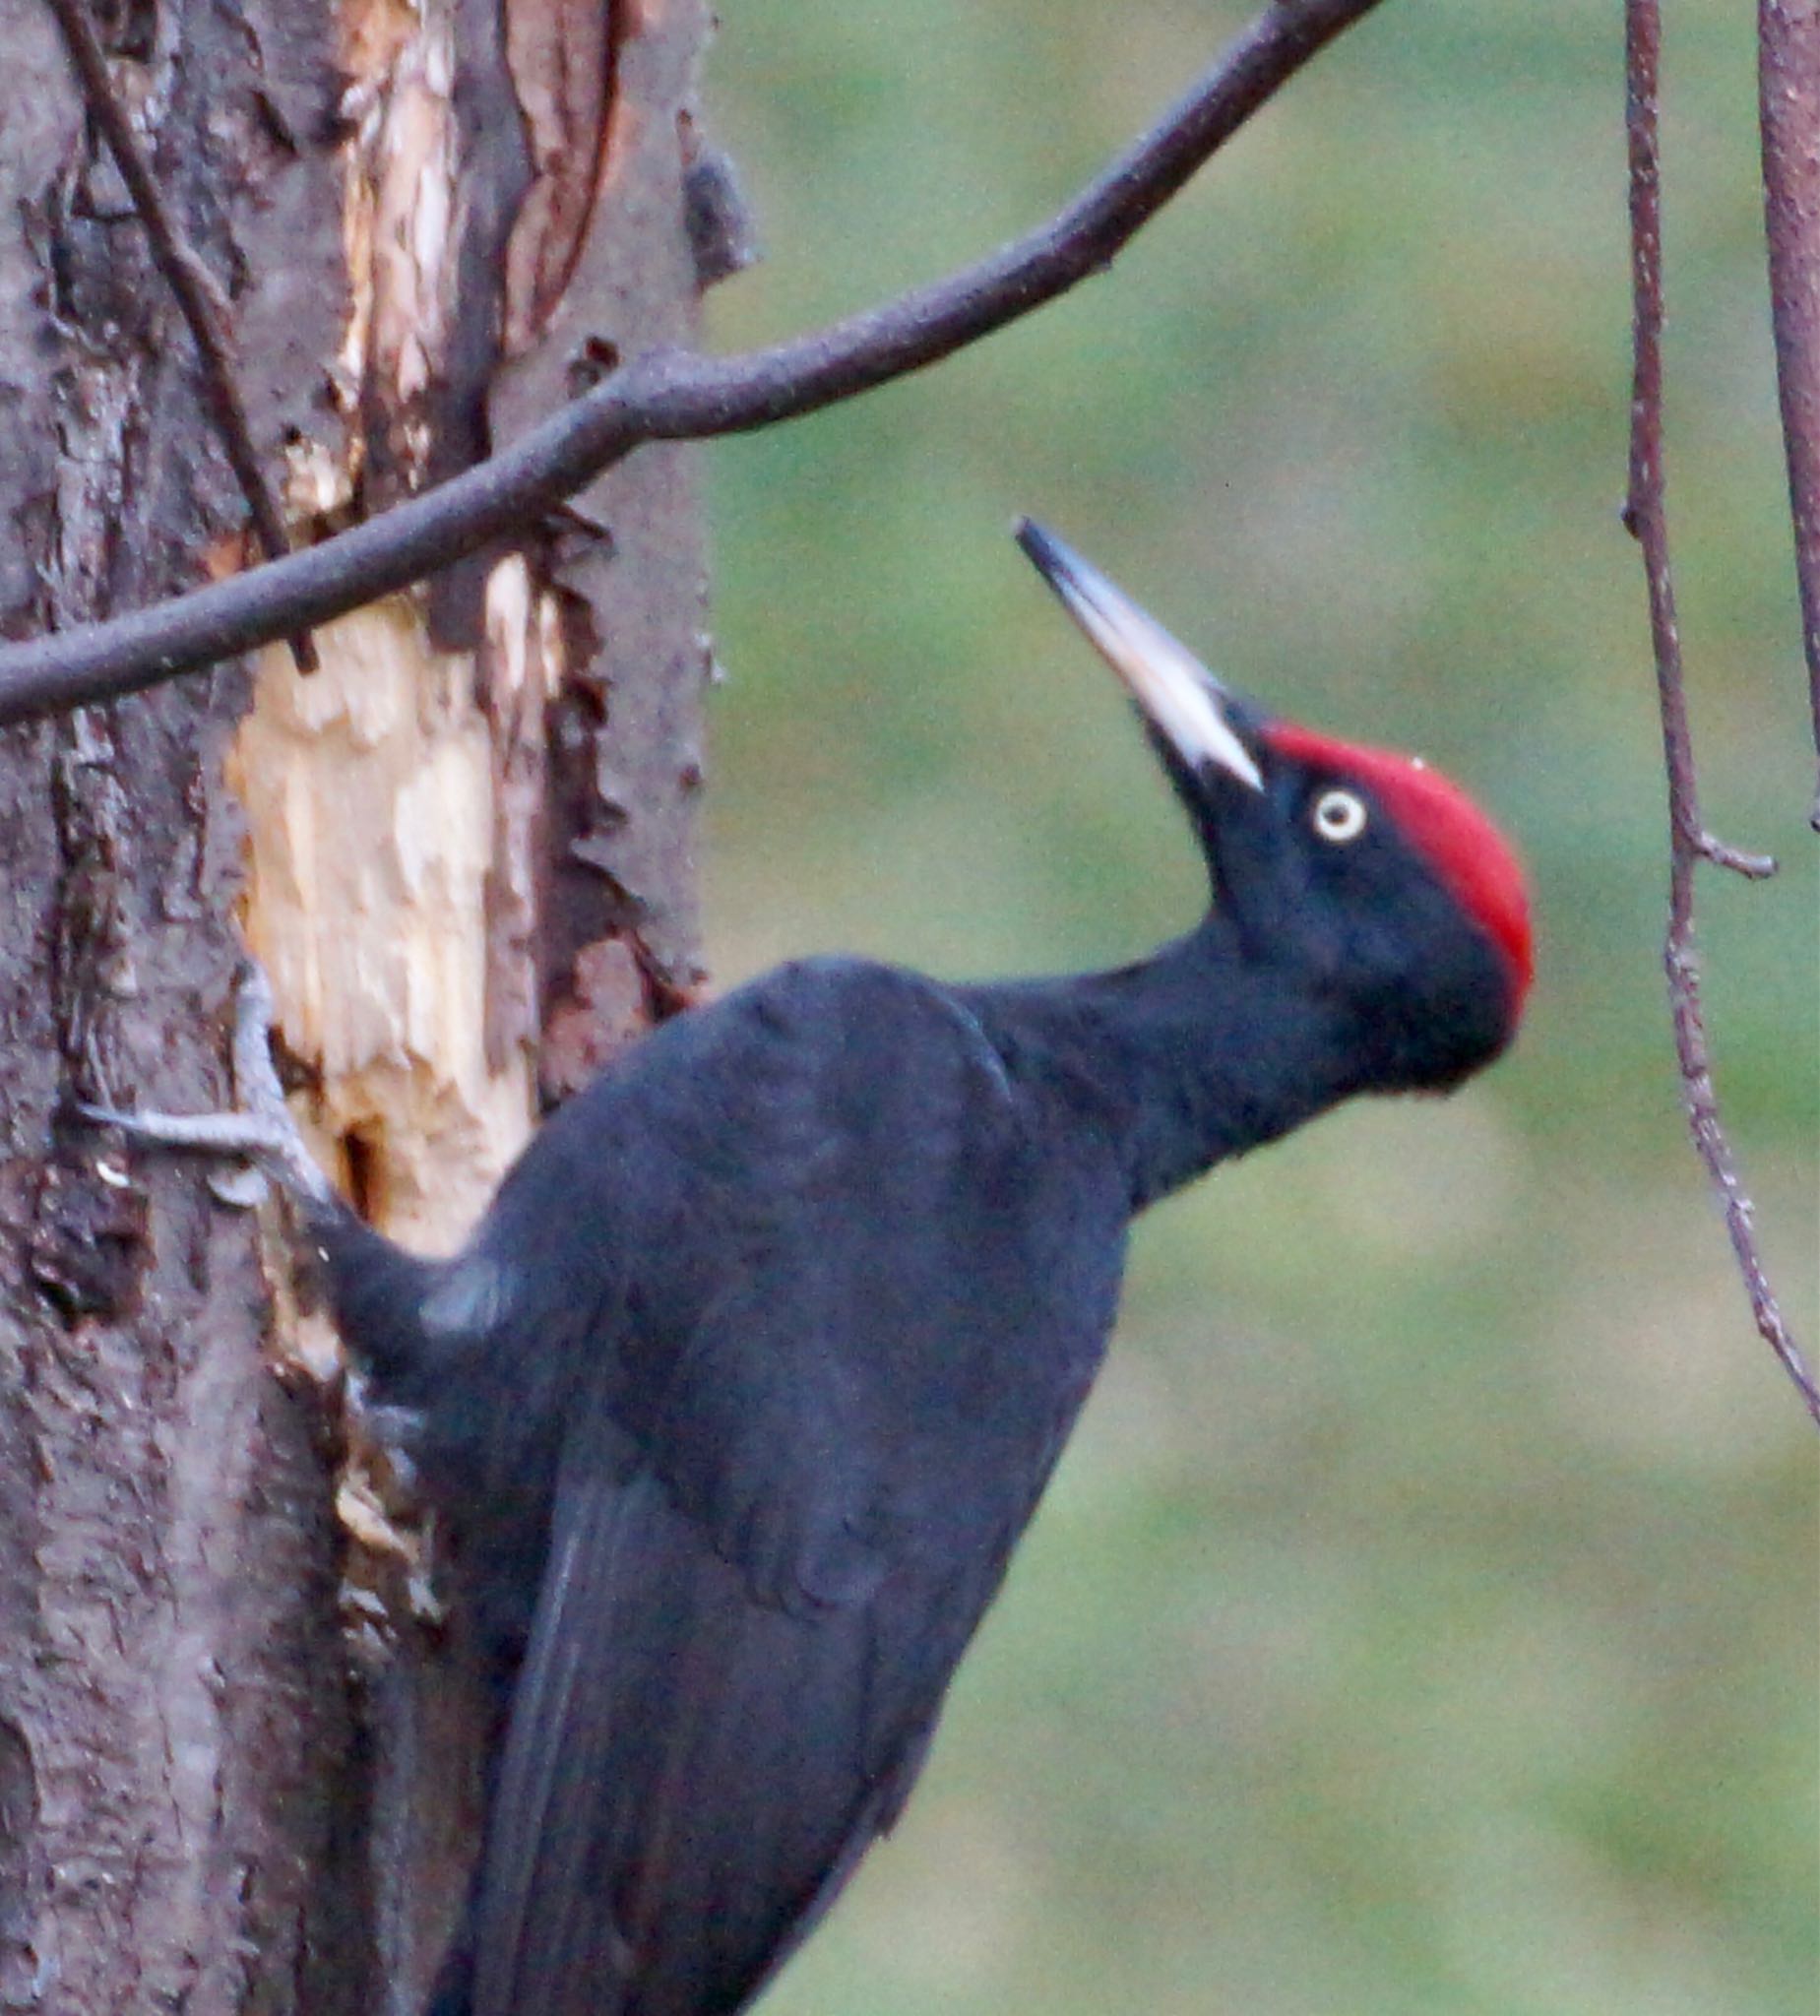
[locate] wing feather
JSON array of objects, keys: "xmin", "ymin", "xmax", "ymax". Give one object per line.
[
  {"xmin": 453, "ymin": 961, "xmax": 1128, "ymax": 2016},
  {"xmin": 471, "ymin": 1434, "xmax": 969, "ymax": 2016}
]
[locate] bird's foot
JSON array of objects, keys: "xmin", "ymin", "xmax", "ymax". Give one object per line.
[{"xmin": 78, "ymin": 960, "xmax": 331, "ymax": 1207}]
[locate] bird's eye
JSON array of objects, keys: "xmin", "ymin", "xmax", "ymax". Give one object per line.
[{"xmin": 1311, "ymin": 788, "xmax": 1368, "ymax": 844}]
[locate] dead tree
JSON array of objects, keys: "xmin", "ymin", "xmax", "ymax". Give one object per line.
[{"xmin": 0, "ymin": 0, "xmax": 716, "ymax": 2004}]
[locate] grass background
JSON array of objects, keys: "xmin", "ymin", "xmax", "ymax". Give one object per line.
[{"xmin": 693, "ymin": 4, "xmax": 1817, "ymax": 2010}]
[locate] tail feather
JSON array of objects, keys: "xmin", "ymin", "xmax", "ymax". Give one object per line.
[
  {"xmin": 301, "ymin": 1196, "xmax": 437, "ymax": 1391},
  {"xmin": 471, "ymin": 1463, "xmax": 946, "ymax": 2016}
]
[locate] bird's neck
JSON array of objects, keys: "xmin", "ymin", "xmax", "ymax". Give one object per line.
[{"xmin": 975, "ymin": 921, "xmax": 1365, "ymax": 1212}]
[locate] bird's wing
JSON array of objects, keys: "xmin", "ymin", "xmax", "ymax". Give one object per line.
[
  {"xmin": 464, "ymin": 960, "xmax": 1126, "ymax": 2016},
  {"xmin": 470, "ymin": 1404, "xmax": 972, "ymax": 2016}
]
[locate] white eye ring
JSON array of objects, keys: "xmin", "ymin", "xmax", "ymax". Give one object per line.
[{"xmin": 1311, "ymin": 788, "xmax": 1368, "ymax": 844}]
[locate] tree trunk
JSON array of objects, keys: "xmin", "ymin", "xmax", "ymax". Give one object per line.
[{"xmin": 0, "ymin": 1, "xmax": 716, "ymax": 2008}]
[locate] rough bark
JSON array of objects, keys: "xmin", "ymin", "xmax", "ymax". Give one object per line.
[{"xmin": 0, "ymin": 0, "xmax": 715, "ymax": 2007}]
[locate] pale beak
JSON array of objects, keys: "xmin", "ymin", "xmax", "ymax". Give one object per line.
[{"xmin": 1015, "ymin": 518, "xmax": 1264, "ymax": 793}]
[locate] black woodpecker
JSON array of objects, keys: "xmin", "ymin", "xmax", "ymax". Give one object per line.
[{"xmin": 89, "ymin": 521, "xmax": 1532, "ymax": 2016}]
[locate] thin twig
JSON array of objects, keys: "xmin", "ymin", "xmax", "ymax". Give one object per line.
[
  {"xmin": 42, "ymin": 0, "xmax": 317, "ymax": 672},
  {"xmin": 1758, "ymin": 0, "xmax": 1820, "ymax": 826},
  {"xmin": 0, "ymin": 0, "xmax": 1384, "ymax": 724},
  {"xmin": 1624, "ymin": 0, "xmax": 1819, "ymax": 1426},
  {"xmin": 1695, "ymin": 831, "xmax": 1777, "ymax": 878}
]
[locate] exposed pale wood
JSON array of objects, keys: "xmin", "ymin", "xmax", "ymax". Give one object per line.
[
  {"xmin": 236, "ymin": 11, "xmax": 554, "ymax": 2000},
  {"xmin": 228, "ymin": 606, "xmax": 539, "ymax": 1255}
]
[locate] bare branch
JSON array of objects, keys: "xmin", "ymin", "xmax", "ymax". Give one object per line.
[
  {"xmin": 41, "ymin": 0, "xmax": 317, "ymax": 672},
  {"xmin": 1624, "ymin": 0, "xmax": 1820, "ymax": 1426},
  {"xmin": 1695, "ymin": 831, "xmax": 1778, "ymax": 878},
  {"xmin": 1759, "ymin": 0, "xmax": 1820, "ymax": 823},
  {"xmin": 0, "ymin": 0, "xmax": 1385, "ymax": 725}
]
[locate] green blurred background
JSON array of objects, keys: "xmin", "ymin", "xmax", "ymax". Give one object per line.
[{"xmin": 696, "ymin": 4, "xmax": 1817, "ymax": 2011}]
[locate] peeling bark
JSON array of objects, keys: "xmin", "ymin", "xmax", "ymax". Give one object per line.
[
  {"xmin": 0, "ymin": 0, "xmax": 719, "ymax": 2006},
  {"xmin": 494, "ymin": 0, "xmax": 716, "ymax": 1061}
]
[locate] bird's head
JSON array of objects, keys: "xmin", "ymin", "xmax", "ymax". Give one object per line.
[{"xmin": 1016, "ymin": 519, "xmax": 1532, "ymax": 1092}]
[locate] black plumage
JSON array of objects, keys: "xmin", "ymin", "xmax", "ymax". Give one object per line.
[
  {"xmin": 327, "ymin": 951, "xmax": 1132, "ymax": 2015},
  {"xmin": 109, "ymin": 524, "xmax": 1536, "ymax": 2016}
]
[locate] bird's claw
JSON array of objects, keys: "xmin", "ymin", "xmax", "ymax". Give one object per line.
[{"xmin": 73, "ymin": 961, "xmax": 330, "ymax": 1205}]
